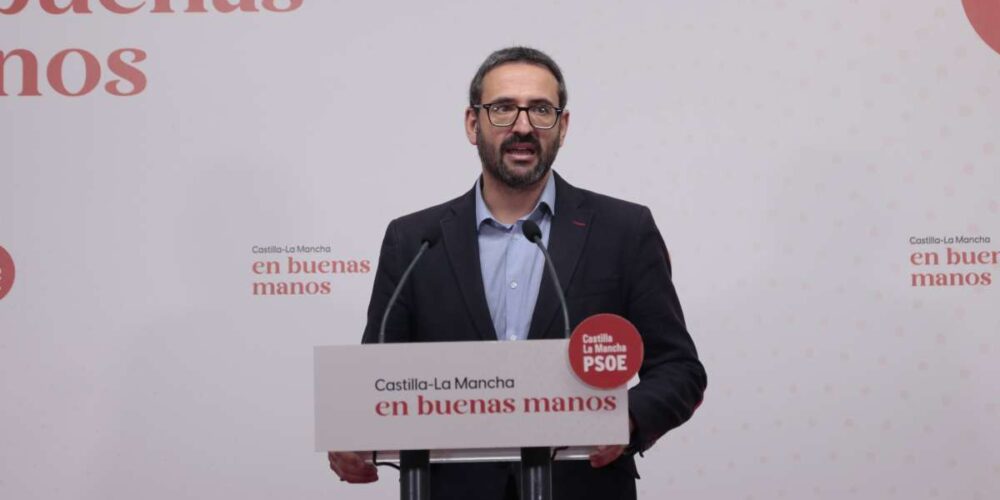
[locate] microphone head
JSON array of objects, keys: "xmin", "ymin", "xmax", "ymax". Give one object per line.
[
  {"xmin": 521, "ymin": 219, "xmax": 543, "ymax": 242},
  {"xmin": 422, "ymin": 225, "xmax": 443, "ymax": 248}
]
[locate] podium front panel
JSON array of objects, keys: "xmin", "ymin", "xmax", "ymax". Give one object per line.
[{"xmin": 314, "ymin": 339, "xmax": 629, "ymax": 452}]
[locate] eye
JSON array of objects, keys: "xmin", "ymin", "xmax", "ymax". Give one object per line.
[
  {"xmin": 491, "ymin": 103, "xmax": 516, "ymax": 114},
  {"xmin": 531, "ymin": 104, "xmax": 553, "ymax": 115}
]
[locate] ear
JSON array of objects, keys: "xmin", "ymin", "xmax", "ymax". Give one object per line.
[
  {"xmin": 557, "ymin": 109, "xmax": 570, "ymax": 147},
  {"xmin": 465, "ymin": 107, "xmax": 479, "ymax": 145}
]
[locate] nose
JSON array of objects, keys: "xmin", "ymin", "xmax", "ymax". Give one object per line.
[{"xmin": 511, "ymin": 108, "xmax": 534, "ymax": 135}]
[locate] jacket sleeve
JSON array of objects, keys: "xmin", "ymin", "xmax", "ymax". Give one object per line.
[{"xmin": 625, "ymin": 206, "xmax": 707, "ymax": 453}]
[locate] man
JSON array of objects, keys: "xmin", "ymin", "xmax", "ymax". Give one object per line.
[{"xmin": 328, "ymin": 47, "xmax": 706, "ymax": 500}]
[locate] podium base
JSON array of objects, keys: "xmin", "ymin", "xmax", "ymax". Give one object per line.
[
  {"xmin": 400, "ymin": 450, "xmax": 430, "ymax": 500},
  {"xmin": 520, "ymin": 447, "xmax": 552, "ymax": 500}
]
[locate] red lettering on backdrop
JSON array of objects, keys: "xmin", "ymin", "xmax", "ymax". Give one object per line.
[
  {"xmin": 100, "ymin": 0, "xmax": 145, "ymax": 14},
  {"xmin": 47, "ymin": 48, "xmax": 101, "ymax": 96},
  {"xmin": 0, "ymin": 0, "xmax": 302, "ymax": 14},
  {"xmin": 150, "ymin": 0, "xmax": 208, "ymax": 13},
  {"xmin": 263, "ymin": 0, "xmax": 300, "ymax": 12},
  {"xmin": 212, "ymin": 0, "xmax": 256, "ymax": 13},
  {"xmin": 105, "ymin": 48, "xmax": 147, "ymax": 95},
  {"xmin": 0, "ymin": 0, "xmax": 301, "ymax": 97},
  {"xmin": 40, "ymin": 0, "xmax": 92, "ymax": 13},
  {"xmin": 1, "ymin": 48, "xmax": 147, "ymax": 96},
  {"xmin": 0, "ymin": 50, "xmax": 42, "ymax": 96},
  {"xmin": 0, "ymin": 0, "xmax": 29, "ymax": 14}
]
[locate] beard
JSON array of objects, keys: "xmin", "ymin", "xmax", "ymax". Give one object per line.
[{"xmin": 477, "ymin": 129, "xmax": 560, "ymax": 190}]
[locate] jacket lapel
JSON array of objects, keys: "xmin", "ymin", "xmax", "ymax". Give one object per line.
[
  {"xmin": 527, "ymin": 173, "xmax": 592, "ymax": 340},
  {"xmin": 440, "ymin": 188, "xmax": 497, "ymax": 341}
]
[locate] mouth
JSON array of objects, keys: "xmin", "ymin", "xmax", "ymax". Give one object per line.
[{"xmin": 503, "ymin": 142, "xmax": 538, "ymax": 162}]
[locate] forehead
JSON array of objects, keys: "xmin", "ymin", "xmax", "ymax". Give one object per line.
[{"xmin": 480, "ymin": 62, "xmax": 560, "ymax": 103}]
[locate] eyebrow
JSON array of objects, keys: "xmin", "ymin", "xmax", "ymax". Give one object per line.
[{"xmin": 486, "ymin": 97, "xmax": 557, "ymax": 106}]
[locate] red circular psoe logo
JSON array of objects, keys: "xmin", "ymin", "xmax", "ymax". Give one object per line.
[
  {"xmin": 0, "ymin": 245, "xmax": 14, "ymax": 301},
  {"xmin": 963, "ymin": 0, "xmax": 1000, "ymax": 55},
  {"xmin": 568, "ymin": 314, "xmax": 644, "ymax": 389}
]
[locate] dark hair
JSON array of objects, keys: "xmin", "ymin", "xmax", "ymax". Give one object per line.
[{"xmin": 469, "ymin": 46, "xmax": 567, "ymax": 108}]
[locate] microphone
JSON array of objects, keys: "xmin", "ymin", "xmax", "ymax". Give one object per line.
[
  {"xmin": 521, "ymin": 220, "xmax": 571, "ymax": 339},
  {"xmin": 378, "ymin": 228, "xmax": 441, "ymax": 344}
]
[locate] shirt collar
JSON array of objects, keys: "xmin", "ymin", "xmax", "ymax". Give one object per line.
[{"xmin": 475, "ymin": 173, "xmax": 557, "ymax": 229}]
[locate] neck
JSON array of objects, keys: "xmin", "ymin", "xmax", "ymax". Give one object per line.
[{"xmin": 481, "ymin": 170, "xmax": 550, "ymax": 225}]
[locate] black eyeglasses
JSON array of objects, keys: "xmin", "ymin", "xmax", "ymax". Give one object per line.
[{"xmin": 472, "ymin": 102, "xmax": 564, "ymax": 129}]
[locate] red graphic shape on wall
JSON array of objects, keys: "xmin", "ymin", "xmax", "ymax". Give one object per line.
[
  {"xmin": 0, "ymin": 245, "xmax": 14, "ymax": 300},
  {"xmin": 963, "ymin": 0, "xmax": 1000, "ymax": 55}
]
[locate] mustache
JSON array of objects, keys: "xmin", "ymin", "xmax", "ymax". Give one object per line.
[{"xmin": 501, "ymin": 134, "xmax": 541, "ymax": 151}]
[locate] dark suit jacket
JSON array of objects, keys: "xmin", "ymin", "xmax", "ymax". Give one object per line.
[{"xmin": 361, "ymin": 172, "xmax": 706, "ymax": 500}]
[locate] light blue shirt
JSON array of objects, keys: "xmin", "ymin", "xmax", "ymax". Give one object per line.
[{"xmin": 475, "ymin": 174, "xmax": 556, "ymax": 341}]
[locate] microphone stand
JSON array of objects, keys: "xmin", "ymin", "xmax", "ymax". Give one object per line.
[
  {"xmin": 519, "ymin": 220, "xmax": 570, "ymax": 500},
  {"xmin": 379, "ymin": 239, "xmax": 433, "ymax": 500},
  {"xmin": 399, "ymin": 450, "xmax": 430, "ymax": 500}
]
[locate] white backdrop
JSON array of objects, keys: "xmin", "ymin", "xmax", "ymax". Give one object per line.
[{"xmin": 2, "ymin": 1, "xmax": 999, "ymax": 499}]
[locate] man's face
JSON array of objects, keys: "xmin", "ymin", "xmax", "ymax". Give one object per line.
[{"xmin": 466, "ymin": 62, "xmax": 569, "ymax": 190}]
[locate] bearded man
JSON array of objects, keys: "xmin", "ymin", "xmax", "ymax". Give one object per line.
[{"xmin": 328, "ymin": 46, "xmax": 706, "ymax": 500}]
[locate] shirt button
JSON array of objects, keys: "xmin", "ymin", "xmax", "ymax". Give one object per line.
[
  {"xmin": 506, "ymin": 331, "xmax": 516, "ymax": 340},
  {"xmin": 510, "ymin": 281, "xmax": 518, "ymax": 289}
]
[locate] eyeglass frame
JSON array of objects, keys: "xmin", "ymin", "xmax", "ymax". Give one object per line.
[{"xmin": 471, "ymin": 102, "xmax": 565, "ymax": 130}]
